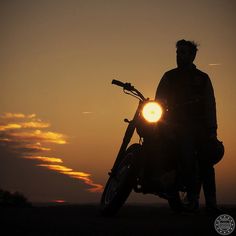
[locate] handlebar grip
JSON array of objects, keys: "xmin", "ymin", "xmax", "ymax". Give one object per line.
[{"xmin": 112, "ymin": 79, "xmax": 125, "ymax": 88}]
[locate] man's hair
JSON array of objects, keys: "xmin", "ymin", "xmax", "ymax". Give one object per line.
[{"xmin": 176, "ymin": 39, "xmax": 199, "ymax": 57}]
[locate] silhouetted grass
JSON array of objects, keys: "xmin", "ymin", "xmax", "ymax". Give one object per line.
[{"xmin": 0, "ymin": 189, "xmax": 31, "ymax": 207}]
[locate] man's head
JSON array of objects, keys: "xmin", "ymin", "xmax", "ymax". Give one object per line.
[{"xmin": 176, "ymin": 39, "xmax": 198, "ymax": 68}]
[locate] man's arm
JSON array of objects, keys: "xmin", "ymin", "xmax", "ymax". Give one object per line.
[{"xmin": 205, "ymin": 76, "xmax": 218, "ymax": 137}]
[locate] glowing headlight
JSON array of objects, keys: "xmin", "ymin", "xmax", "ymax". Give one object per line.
[{"xmin": 142, "ymin": 102, "xmax": 163, "ymax": 123}]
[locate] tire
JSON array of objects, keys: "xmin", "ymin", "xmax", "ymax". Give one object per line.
[
  {"xmin": 168, "ymin": 191, "xmax": 187, "ymax": 213},
  {"xmin": 100, "ymin": 145, "xmax": 140, "ymax": 216}
]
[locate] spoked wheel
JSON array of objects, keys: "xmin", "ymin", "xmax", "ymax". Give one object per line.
[{"xmin": 100, "ymin": 145, "xmax": 140, "ymax": 216}]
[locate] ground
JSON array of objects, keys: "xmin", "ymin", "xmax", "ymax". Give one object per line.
[{"xmin": 1, "ymin": 204, "xmax": 236, "ymax": 236}]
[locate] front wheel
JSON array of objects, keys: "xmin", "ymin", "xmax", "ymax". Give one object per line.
[{"xmin": 100, "ymin": 145, "xmax": 140, "ymax": 216}]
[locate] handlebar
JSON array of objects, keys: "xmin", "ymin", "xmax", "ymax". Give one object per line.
[
  {"xmin": 112, "ymin": 79, "xmax": 134, "ymax": 91},
  {"xmin": 112, "ymin": 79, "xmax": 125, "ymax": 87},
  {"xmin": 111, "ymin": 79, "xmax": 145, "ymax": 101}
]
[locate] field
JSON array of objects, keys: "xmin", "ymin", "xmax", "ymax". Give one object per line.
[{"xmin": 1, "ymin": 204, "xmax": 236, "ymax": 236}]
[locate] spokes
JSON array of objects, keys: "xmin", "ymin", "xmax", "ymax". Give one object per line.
[
  {"xmin": 104, "ymin": 165, "xmax": 130, "ymax": 205},
  {"xmin": 105, "ymin": 178, "xmax": 119, "ymax": 204}
]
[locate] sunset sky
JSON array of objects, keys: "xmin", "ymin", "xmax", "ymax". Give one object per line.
[{"xmin": 1, "ymin": 0, "xmax": 236, "ymax": 204}]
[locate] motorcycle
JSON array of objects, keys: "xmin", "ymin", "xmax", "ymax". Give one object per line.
[{"xmin": 100, "ymin": 80, "xmax": 186, "ymax": 216}]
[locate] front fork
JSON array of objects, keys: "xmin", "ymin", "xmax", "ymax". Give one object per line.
[{"xmin": 110, "ymin": 101, "xmax": 143, "ymax": 176}]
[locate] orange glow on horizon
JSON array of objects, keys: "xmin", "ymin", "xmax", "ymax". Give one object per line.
[{"xmin": 52, "ymin": 199, "xmax": 66, "ymax": 203}]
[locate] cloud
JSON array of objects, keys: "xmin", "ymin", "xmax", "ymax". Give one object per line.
[
  {"xmin": 7, "ymin": 129, "xmax": 67, "ymax": 144},
  {"xmin": 208, "ymin": 63, "xmax": 222, "ymax": 66},
  {"xmin": 0, "ymin": 113, "xmax": 36, "ymax": 119},
  {"xmin": 0, "ymin": 113, "xmax": 103, "ymax": 193},
  {"xmin": 82, "ymin": 111, "xmax": 93, "ymax": 115},
  {"xmin": 24, "ymin": 156, "xmax": 63, "ymax": 163},
  {"xmin": 0, "ymin": 123, "xmax": 22, "ymax": 131}
]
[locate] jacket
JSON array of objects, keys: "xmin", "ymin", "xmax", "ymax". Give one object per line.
[{"xmin": 155, "ymin": 64, "xmax": 217, "ymax": 136}]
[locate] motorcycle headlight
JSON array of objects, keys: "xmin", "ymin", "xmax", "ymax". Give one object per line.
[{"xmin": 141, "ymin": 101, "xmax": 163, "ymax": 123}]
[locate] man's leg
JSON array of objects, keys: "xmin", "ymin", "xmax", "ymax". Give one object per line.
[
  {"xmin": 202, "ymin": 164, "xmax": 216, "ymax": 206},
  {"xmin": 177, "ymin": 131, "xmax": 199, "ymax": 210},
  {"xmin": 199, "ymin": 159, "xmax": 224, "ymax": 214}
]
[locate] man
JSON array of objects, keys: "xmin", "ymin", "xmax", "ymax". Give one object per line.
[{"xmin": 155, "ymin": 39, "xmax": 221, "ymax": 213}]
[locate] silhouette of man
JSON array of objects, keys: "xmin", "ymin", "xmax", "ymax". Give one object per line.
[{"xmin": 155, "ymin": 39, "xmax": 221, "ymax": 212}]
